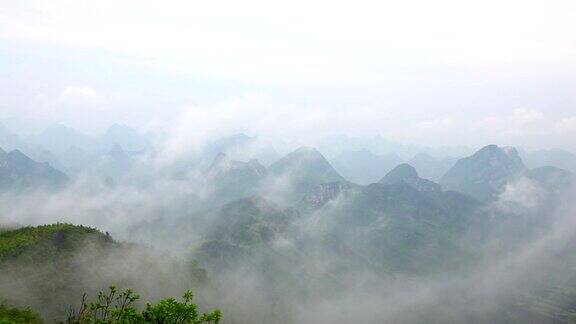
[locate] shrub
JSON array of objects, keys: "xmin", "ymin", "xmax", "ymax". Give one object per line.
[{"xmin": 64, "ymin": 286, "xmax": 221, "ymax": 324}]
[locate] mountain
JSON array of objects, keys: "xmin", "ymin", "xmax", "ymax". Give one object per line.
[
  {"xmin": 0, "ymin": 224, "xmax": 112, "ymax": 263},
  {"xmin": 195, "ymin": 196, "xmax": 381, "ymax": 319},
  {"xmin": 379, "ymin": 163, "xmax": 441, "ymax": 193},
  {"xmin": 57, "ymin": 145, "xmax": 95, "ymax": 176},
  {"xmin": 300, "ymin": 181, "xmax": 358, "ymax": 209},
  {"xmin": 0, "ymin": 123, "xmax": 30, "ymax": 153},
  {"xmin": 331, "ymin": 149, "xmax": 403, "ymax": 184},
  {"xmin": 408, "ymin": 152, "xmax": 458, "ymax": 182},
  {"xmin": 528, "ymin": 166, "xmax": 573, "ymax": 191},
  {"xmin": 204, "ymin": 153, "xmax": 267, "ymax": 201},
  {"xmin": 0, "ymin": 224, "xmax": 116, "ymax": 318},
  {"xmin": 26, "ymin": 124, "xmax": 97, "ymax": 155},
  {"xmin": 267, "ymin": 150, "xmax": 481, "ymax": 278},
  {"xmin": 0, "ymin": 224, "xmax": 207, "ymax": 320},
  {"xmin": 204, "ymin": 133, "xmax": 280, "ymax": 166},
  {"xmin": 21, "ymin": 124, "xmax": 152, "ymax": 177},
  {"xmin": 196, "ymin": 196, "xmax": 302, "ymax": 276},
  {"xmin": 318, "ymin": 135, "xmax": 473, "ymax": 161},
  {"xmin": 32, "ymin": 124, "xmax": 149, "ymax": 153},
  {"xmin": 440, "ymin": 145, "xmax": 527, "ymax": 202},
  {"xmin": 299, "ymin": 163, "xmax": 482, "ymax": 273},
  {"xmin": 201, "ymin": 197, "xmax": 297, "ymax": 248},
  {"xmin": 205, "ymin": 133, "xmax": 255, "ymax": 159},
  {"xmin": 317, "ymin": 134, "xmax": 404, "ymax": 158},
  {"xmin": 522, "ymin": 148, "xmax": 576, "ymax": 173},
  {"xmin": 268, "ymin": 147, "xmax": 345, "ymax": 199},
  {"xmin": 100, "ymin": 124, "xmax": 150, "ymax": 152},
  {"xmin": 93, "ymin": 144, "xmax": 135, "ymax": 179},
  {"xmin": 0, "ymin": 149, "xmax": 68, "ymax": 190},
  {"xmin": 30, "ymin": 148, "xmax": 66, "ymax": 173},
  {"xmin": 312, "ymin": 181, "xmax": 481, "ymax": 273}
]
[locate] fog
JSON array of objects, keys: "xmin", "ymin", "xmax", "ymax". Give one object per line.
[
  {"xmin": 2, "ymin": 1, "xmax": 576, "ymax": 323},
  {"xmin": 1, "ymin": 128, "xmax": 575, "ymax": 322}
]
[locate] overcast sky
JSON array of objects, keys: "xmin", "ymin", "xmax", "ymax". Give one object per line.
[{"xmin": 1, "ymin": 0, "xmax": 576, "ymax": 151}]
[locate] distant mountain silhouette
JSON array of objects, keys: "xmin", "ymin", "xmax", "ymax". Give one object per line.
[
  {"xmin": 269, "ymin": 147, "xmax": 344, "ymax": 184},
  {"xmin": 522, "ymin": 148, "xmax": 576, "ymax": 173},
  {"xmin": 0, "ymin": 148, "xmax": 68, "ymax": 190},
  {"xmin": 204, "ymin": 152, "xmax": 267, "ymax": 202},
  {"xmin": 101, "ymin": 124, "xmax": 150, "ymax": 152},
  {"xmin": 441, "ymin": 145, "xmax": 527, "ymax": 201},
  {"xmin": 379, "ymin": 163, "xmax": 441, "ymax": 193},
  {"xmin": 0, "ymin": 122, "xmax": 30, "ymax": 153},
  {"xmin": 408, "ymin": 152, "xmax": 458, "ymax": 182},
  {"xmin": 529, "ymin": 166, "xmax": 573, "ymax": 191},
  {"xmin": 332, "ymin": 149, "xmax": 403, "ymax": 184}
]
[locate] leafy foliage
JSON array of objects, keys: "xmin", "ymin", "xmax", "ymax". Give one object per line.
[
  {"xmin": 0, "ymin": 304, "xmax": 42, "ymax": 324},
  {"xmin": 65, "ymin": 286, "xmax": 221, "ymax": 324},
  {"xmin": 143, "ymin": 291, "xmax": 221, "ymax": 324}
]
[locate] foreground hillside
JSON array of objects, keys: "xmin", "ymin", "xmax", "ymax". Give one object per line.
[{"xmin": 0, "ymin": 224, "xmax": 209, "ymax": 322}]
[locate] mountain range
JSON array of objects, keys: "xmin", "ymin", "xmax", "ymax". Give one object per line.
[
  {"xmin": 2, "ymin": 127, "xmax": 576, "ymax": 323},
  {"xmin": 440, "ymin": 145, "xmax": 527, "ymax": 202},
  {"xmin": 0, "ymin": 148, "xmax": 68, "ymax": 191},
  {"xmin": 331, "ymin": 149, "xmax": 403, "ymax": 184},
  {"xmin": 521, "ymin": 148, "xmax": 576, "ymax": 173}
]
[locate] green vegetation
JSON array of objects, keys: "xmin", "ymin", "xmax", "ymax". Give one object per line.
[
  {"xmin": 213, "ymin": 197, "xmax": 295, "ymax": 247},
  {"xmin": 0, "ymin": 224, "xmax": 210, "ymax": 322},
  {"xmin": 0, "ymin": 223, "xmax": 111, "ymax": 263},
  {"xmin": 64, "ymin": 286, "xmax": 221, "ymax": 324},
  {"xmin": 0, "ymin": 286, "xmax": 221, "ymax": 324},
  {"xmin": 0, "ymin": 304, "xmax": 42, "ymax": 324}
]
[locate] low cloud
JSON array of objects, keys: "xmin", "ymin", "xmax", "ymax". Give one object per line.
[{"xmin": 58, "ymin": 86, "xmax": 105, "ymax": 108}]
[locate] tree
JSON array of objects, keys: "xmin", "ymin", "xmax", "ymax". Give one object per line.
[{"xmin": 64, "ymin": 286, "xmax": 221, "ymax": 324}]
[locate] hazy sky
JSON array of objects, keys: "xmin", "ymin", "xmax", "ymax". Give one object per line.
[{"xmin": 1, "ymin": 0, "xmax": 576, "ymax": 151}]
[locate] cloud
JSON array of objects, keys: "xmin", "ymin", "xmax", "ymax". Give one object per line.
[
  {"xmin": 470, "ymin": 108, "xmax": 576, "ymax": 150},
  {"xmin": 2, "ymin": 1, "xmax": 576, "ymax": 151},
  {"xmin": 475, "ymin": 108, "xmax": 544, "ymax": 134},
  {"xmin": 509, "ymin": 108, "xmax": 544, "ymax": 124},
  {"xmin": 2, "ymin": 0, "xmax": 576, "ymax": 83},
  {"xmin": 496, "ymin": 176, "xmax": 546, "ymax": 214},
  {"xmin": 559, "ymin": 116, "xmax": 576, "ymax": 131},
  {"xmin": 417, "ymin": 117, "xmax": 455, "ymax": 131},
  {"xmin": 58, "ymin": 86, "xmax": 106, "ymax": 109},
  {"xmin": 157, "ymin": 93, "xmax": 396, "ymax": 163}
]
